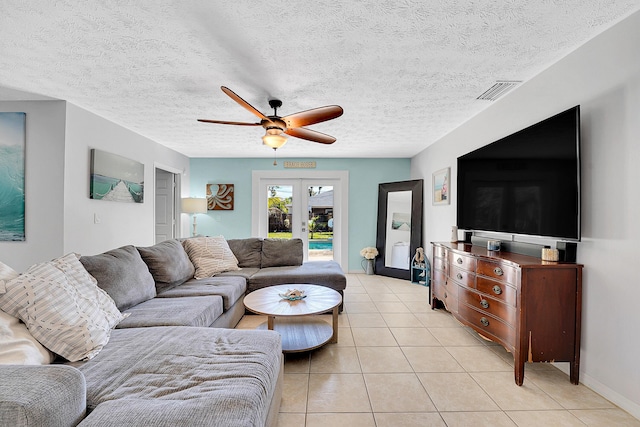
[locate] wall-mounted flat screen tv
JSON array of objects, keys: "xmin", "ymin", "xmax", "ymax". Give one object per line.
[{"xmin": 457, "ymin": 106, "xmax": 581, "ymax": 241}]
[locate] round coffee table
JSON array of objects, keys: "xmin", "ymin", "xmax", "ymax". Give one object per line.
[{"xmin": 243, "ymin": 284, "xmax": 342, "ymax": 353}]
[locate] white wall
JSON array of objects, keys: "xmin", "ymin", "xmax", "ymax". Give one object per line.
[
  {"xmin": 63, "ymin": 103, "xmax": 190, "ymax": 256},
  {"xmin": 411, "ymin": 11, "xmax": 640, "ymax": 418},
  {"xmin": 0, "ymin": 101, "xmax": 66, "ymax": 271},
  {"xmin": 0, "ymin": 100, "xmax": 190, "ymax": 269}
]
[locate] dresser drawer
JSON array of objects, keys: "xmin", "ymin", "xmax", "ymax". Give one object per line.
[
  {"xmin": 441, "ymin": 277, "xmax": 459, "ymax": 299},
  {"xmin": 459, "ymin": 287, "xmax": 516, "ymax": 326},
  {"xmin": 433, "ymin": 256, "xmax": 447, "ymax": 272},
  {"xmin": 458, "ymin": 304, "xmax": 515, "ymax": 345},
  {"xmin": 432, "ymin": 269, "xmax": 446, "ymax": 286},
  {"xmin": 441, "ymin": 291, "xmax": 458, "ymax": 314},
  {"xmin": 477, "ymin": 260, "xmax": 517, "ymax": 285},
  {"xmin": 476, "ymin": 277, "xmax": 516, "ymax": 306},
  {"xmin": 449, "ymin": 266, "xmax": 475, "ymax": 288},
  {"xmin": 449, "ymin": 252, "xmax": 477, "ymax": 271},
  {"xmin": 434, "ymin": 245, "xmax": 447, "ymax": 259}
]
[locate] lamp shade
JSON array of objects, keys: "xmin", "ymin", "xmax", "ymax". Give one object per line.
[
  {"xmin": 262, "ymin": 129, "xmax": 288, "ymax": 149},
  {"xmin": 181, "ymin": 197, "xmax": 207, "ymax": 214}
]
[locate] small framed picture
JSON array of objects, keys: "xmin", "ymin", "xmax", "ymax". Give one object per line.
[{"xmin": 432, "ymin": 167, "xmax": 450, "ymax": 205}]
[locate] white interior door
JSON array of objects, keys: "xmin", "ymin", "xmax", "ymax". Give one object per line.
[
  {"xmin": 155, "ymin": 168, "xmax": 176, "ymax": 242},
  {"xmin": 252, "ymin": 171, "xmax": 348, "ymax": 268}
]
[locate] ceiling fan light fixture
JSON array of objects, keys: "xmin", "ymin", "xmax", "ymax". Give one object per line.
[{"xmin": 262, "ymin": 128, "xmax": 288, "ymax": 149}]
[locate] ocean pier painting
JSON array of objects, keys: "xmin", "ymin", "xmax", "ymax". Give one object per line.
[
  {"xmin": 90, "ymin": 149, "xmax": 144, "ymax": 203},
  {"xmin": 0, "ymin": 112, "xmax": 26, "ymax": 242}
]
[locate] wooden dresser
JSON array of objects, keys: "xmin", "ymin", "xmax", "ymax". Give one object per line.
[{"xmin": 431, "ymin": 242, "xmax": 583, "ymax": 385}]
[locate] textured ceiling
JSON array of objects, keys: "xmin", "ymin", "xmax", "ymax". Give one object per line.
[{"xmin": 1, "ymin": 1, "xmax": 639, "ymax": 158}]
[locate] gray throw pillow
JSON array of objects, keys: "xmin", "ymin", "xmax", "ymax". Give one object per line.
[
  {"xmin": 261, "ymin": 238, "xmax": 303, "ymax": 268},
  {"xmin": 80, "ymin": 245, "xmax": 156, "ymax": 311},
  {"xmin": 227, "ymin": 238, "xmax": 263, "ymax": 268},
  {"xmin": 137, "ymin": 240, "xmax": 195, "ymax": 293}
]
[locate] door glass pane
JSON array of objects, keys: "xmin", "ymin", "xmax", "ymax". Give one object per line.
[
  {"xmin": 307, "ymin": 185, "xmax": 333, "ymax": 260},
  {"xmin": 267, "ymin": 185, "xmax": 292, "ymax": 239}
]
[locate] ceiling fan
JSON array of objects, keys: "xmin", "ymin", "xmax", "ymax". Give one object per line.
[{"xmin": 198, "ymin": 86, "xmax": 344, "ymax": 154}]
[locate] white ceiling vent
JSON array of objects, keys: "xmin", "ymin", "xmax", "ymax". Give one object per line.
[{"xmin": 477, "ymin": 81, "xmax": 522, "ymax": 101}]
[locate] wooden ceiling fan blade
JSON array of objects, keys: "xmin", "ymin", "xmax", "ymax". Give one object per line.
[
  {"xmin": 197, "ymin": 119, "xmax": 262, "ymax": 126},
  {"xmin": 283, "ymin": 105, "xmax": 343, "ymax": 128},
  {"xmin": 285, "ymin": 127, "xmax": 336, "ymax": 144},
  {"xmin": 221, "ymin": 86, "xmax": 269, "ymax": 120}
]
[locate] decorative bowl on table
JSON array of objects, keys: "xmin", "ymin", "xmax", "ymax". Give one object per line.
[{"xmin": 279, "ymin": 289, "xmax": 306, "ymax": 301}]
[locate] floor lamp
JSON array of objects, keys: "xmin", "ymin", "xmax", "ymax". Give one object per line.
[{"xmin": 182, "ymin": 197, "xmax": 207, "ymax": 237}]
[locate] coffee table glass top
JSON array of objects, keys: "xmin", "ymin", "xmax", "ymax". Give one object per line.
[{"xmin": 244, "ymin": 284, "xmax": 342, "ymax": 317}]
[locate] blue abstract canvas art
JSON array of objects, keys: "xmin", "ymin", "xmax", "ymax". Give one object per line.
[{"xmin": 0, "ymin": 112, "xmax": 26, "ymax": 242}]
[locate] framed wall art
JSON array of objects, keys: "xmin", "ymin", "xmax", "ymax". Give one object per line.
[
  {"xmin": 0, "ymin": 112, "xmax": 26, "ymax": 241},
  {"xmin": 90, "ymin": 149, "xmax": 144, "ymax": 203},
  {"xmin": 207, "ymin": 183, "xmax": 234, "ymax": 210},
  {"xmin": 432, "ymin": 167, "xmax": 450, "ymax": 205}
]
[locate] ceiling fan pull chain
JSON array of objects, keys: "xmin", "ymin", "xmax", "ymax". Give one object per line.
[{"xmin": 273, "ymin": 148, "xmax": 278, "ymax": 166}]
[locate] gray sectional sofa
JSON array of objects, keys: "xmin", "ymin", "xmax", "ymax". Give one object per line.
[{"xmin": 0, "ymin": 237, "xmax": 346, "ymax": 427}]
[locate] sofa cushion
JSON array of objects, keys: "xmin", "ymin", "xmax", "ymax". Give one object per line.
[
  {"xmin": 0, "ymin": 253, "xmax": 126, "ymax": 362},
  {"xmin": 0, "ymin": 365, "xmax": 86, "ymax": 427},
  {"xmin": 72, "ymin": 326, "xmax": 281, "ymax": 427},
  {"xmin": 137, "ymin": 240, "xmax": 195, "ymax": 293},
  {"xmin": 182, "ymin": 236, "xmax": 240, "ymax": 279},
  {"xmin": 157, "ymin": 276, "xmax": 246, "ymax": 311},
  {"xmin": 0, "ymin": 310, "xmax": 54, "ymax": 365},
  {"xmin": 248, "ymin": 260, "xmax": 347, "ymax": 293},
  {"xmin": 80, "ymin": 245, "xmax": 156, "ymax": 311},
  {"xmin": 261, "ymin": 238, "xmax": 303, "ymax": 268},
  {"xmin": 217, "ymin": 267, "xmax": 260, "ymax": 281},
  {"xmin": 227, "ymin": 237, "xmax": 263, "ymax": 268},
  {"xmin": 115, "ymin": 295, "xmax": 223, "ymax": 328}
]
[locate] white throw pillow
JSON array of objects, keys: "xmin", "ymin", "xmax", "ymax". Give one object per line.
[
  {"xmin": 183, "ymin": 236, "xmax": 240, "ymax": 279},
  {"xmin": 0, "ymin": 253, "xmax": 127, "ymax": 362},
  {"xmin": 0, "ymin": 310, "xmax": 54, "ymax": 365}
]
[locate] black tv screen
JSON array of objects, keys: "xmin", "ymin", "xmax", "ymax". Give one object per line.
[{"xmin": 457, "ymin": 106, "xmax": 581, "ymax": 241}]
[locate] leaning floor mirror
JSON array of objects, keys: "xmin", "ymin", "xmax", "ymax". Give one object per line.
[{"xmin": 375, "ymin": 179, "xmax": 423, "ymax": 280}]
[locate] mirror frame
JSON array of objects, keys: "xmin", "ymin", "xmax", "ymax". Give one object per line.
[{"xmin": 375, "ymin": 179, "xmax": 423, "ymax": 280}]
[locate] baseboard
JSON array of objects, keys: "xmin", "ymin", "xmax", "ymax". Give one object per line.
[{"xmin": 579, "ymin": 371, "xmax": 640, "ymax": 420}]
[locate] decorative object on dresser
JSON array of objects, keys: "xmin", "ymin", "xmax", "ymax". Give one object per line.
[{"xmin": 431, "ymin": 242, "xmax": 583, "ymax": 386}]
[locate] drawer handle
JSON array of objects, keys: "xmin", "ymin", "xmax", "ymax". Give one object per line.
[
  {"xmin": 480, "ymin": 299, "xmax": 489, "ymax": 309},
  {"xmin": 444, "ymin": 292, "xmax": 448, "ymax": 299},
  {"xmin": 493, "ymin": 267, "xmax": 504, "ymax": 276},
  {"xmin": 456, "ymin": 257, "xmax": 463, "ymax": 264},
  {"xmin": 456, "ymin": 273, "xmax": 463, "ymax": 280},
  {"xmin": 480, "ymin": 317, "xmax": 490, "ymax": 327},
  {"xmin": 492, "ymin": 285, "xmax": 502, "ymax": 295}
]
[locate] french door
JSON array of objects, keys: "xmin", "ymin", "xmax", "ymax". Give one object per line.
[{"xmin": 252, "ymin": 171, "xmax": 348, "ymax": 268}]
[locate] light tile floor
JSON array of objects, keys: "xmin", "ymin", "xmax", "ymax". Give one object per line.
[{"xmin": 236, "ymin": 274, "xmax": 640, "ymax": 427}]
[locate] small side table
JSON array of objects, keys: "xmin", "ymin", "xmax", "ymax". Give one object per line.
[
  {"xmin": 411, "ymin": 264, "xmax": 430, "ymax": 286},
  {"xmin": 411, "ymin": 263, "xmax": 431, "ymax": 304}
]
